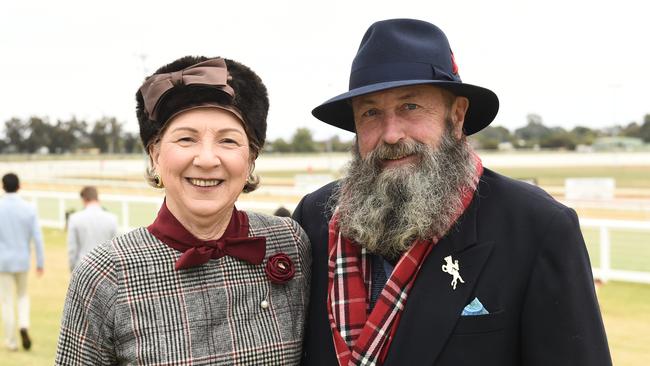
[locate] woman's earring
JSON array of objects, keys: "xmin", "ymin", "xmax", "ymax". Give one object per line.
[
  {"xmin": 246, "ymin": 173, "xmax": 254, "ymax": 185},
  {"xmin": 154, "ymin": 173, "xmax": 164, "ymax": 188},
  {"xmin": 246, "ymin": 164, "xmax": 256, "ymax": 185}
]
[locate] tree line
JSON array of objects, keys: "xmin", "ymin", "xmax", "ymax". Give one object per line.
[
  {"xmin": 471, "ymin": 113, "xmax": 650, "ymax": 150},
  {"xmin": 1, "ymin": 113, "xmax": 649, "ymax": 154},
  {"xmin": 0, "ymin": 117, "xmax": 352, "ymax": 155},
  {"xmin": 0, "ymin": 116, "xmax": 142, "ymax": 154}
]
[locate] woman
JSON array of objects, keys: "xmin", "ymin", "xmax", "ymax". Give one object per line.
[{"xmin": 55, "ymin": 56, "xmax": 310, "ymax": 365}]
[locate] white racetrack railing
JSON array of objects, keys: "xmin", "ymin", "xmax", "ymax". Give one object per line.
[
  {"xmin": 21, "ymin": 190, "xmax": 296, "ymax": 232},
  {"xmin": 18, "ymin": 191, "xmax": 650, "ymax": 284},
  {"xmin": 23, "ymin": 190, "xmax": 163, "ymax": 231},
  {"xmin": 581, "ymin": 218, "xmax": 650, "ymax": 284}
]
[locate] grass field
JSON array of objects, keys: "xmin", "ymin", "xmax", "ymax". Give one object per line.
[
  {"xmin": 496, "ymin": 165, "xmax": 650, "ymax": 190},
  {"xmin": 0, "ymin": 228, "xmax": 648, "ymax": 365}
]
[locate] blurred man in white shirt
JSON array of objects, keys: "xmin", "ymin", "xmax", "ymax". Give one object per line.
[
  {"xmin": 0, "ymin": 173, "xmax": 44, "ymax": 351},
  {"xmin": 67, "ymin": 186, "xmax": 118, "ymax": 271}
]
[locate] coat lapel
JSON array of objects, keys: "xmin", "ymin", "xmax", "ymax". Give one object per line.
[{"xmin": 383, "ymin": 198, "xmax": 494, "ymax": 366}]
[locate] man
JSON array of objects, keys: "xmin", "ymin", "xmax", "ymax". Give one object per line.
[
  {"xmin": 273, "ymin": 206, "xmax": 292, "ymax": 217},
  {"xmin": 67, "ymin": 186, "xmax": 118, "ymax": 271},
  {"xmin": 293, "ymin": 19, "xmax": 611, "ymax": 365},
  {"xmin": 0, "ymin": 173, "xmax": 44, "ymax": 351}
]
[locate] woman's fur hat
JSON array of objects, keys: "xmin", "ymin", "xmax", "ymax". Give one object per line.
[{"xmin": 136, "ymin": 56, "xmax": 268, "ymax": 157}]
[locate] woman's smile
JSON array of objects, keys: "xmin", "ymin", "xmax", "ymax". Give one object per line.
[{"xmin": 186, "ymin": 177, "xmax": 224, "ymax": 188}]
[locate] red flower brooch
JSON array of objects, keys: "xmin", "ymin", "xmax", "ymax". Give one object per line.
[{"xmin": 265, "ymin": 253, "xmax": 295, "ymax": 284}]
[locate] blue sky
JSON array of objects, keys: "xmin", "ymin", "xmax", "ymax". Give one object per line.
[{"xmin": 1, "ymin": 0, "xmax": 648, "ymax": 140}]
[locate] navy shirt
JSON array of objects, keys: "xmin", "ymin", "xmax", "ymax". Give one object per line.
[{"xmin": 369, "ymin": 254, "xmax": 396, "ymax": 310}]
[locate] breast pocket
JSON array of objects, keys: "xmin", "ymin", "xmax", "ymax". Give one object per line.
[
  {"xmin": 453, "ymin": 309, "xmax": 505, "ymax": 334},
  {"xmin": 437, "ymin": 310, "xmax": 512, "ymax": 365}
]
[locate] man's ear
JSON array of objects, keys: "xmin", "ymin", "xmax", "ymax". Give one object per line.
[{"xmin": 451, "ymin": 96, "xmax": 469, "ymax": 138}]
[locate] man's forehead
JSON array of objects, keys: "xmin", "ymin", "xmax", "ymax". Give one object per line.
[{"xmin": 351, "ymin": 84, "xmax": 445, "ymax": 105}]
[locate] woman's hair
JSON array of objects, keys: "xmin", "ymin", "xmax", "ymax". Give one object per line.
[{"xmin": 136, "ymin": 56, "xmax": 268, "ymax": 192}]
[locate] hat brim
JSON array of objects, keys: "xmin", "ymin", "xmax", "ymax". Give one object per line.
[{"xmin": 312, "ymin": 79, "xmax": 499, "ymax": 136}]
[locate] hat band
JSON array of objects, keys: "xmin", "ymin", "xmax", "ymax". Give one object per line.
[
  {"xmin": 349, "ymin": 61, "xmax": 460, "ymax": 90},
  {"xmin": 164, "ymin": 102, "xmax": 244, "ymax": 126}
]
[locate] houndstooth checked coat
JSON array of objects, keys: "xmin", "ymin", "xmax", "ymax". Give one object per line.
[{"xmin": 55, "ymin": 212, "xmax": 310, "ymax": 365}]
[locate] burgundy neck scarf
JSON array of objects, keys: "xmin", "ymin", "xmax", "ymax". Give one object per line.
[{"xmin": 148, "ymin": 201, "xmax": 266, "ymax": 270}]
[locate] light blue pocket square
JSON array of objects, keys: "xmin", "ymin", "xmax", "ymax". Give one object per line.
[{"xmin": 461, "ymin": 297, "xmax": 489, "ymax": 316}]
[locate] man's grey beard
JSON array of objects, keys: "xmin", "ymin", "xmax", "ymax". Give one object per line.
[{"xmin": 334, "ymin": 124, "xmax": 478, "ymax": 260}]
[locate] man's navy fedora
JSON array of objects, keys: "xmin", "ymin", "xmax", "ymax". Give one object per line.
[{"xmin": 312, "ymin": 18, "xmax": 499, "ymax": 135}]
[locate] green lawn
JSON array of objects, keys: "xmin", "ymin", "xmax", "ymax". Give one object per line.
[
  {"xmin": 598, "ymin": 281, "xmax": 650, "ymax": 365},
  {"xmin": 262, "ymin": 164, "xmax": 650, "ymax": 189},
  {"xmin": 1, "ymin": 228, "xmax": 68, "ymax": 365},
  {"xmin": 0, "ymin": 228, "xmax": 647, "ymax": 365},
  {"xmin": 494, "ymin": 165, "xmax": 650, "ymax": 189}
]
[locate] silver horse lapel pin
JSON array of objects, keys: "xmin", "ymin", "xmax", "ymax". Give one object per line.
[{"xmin": 442, "ymin": 255, "xmax": 465, "ymax": 290}]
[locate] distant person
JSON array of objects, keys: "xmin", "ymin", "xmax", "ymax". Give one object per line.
[
  {"xmin": 273, "ymin": 206, "xmax": 292, "ymax": 217},
  {"xmin": 64, "ymin": 209, "xmax": 76, "ymax": 231},
  {"xmin": 67, "ymin": 186, "xmax": 118, "ymax": 271},
  {"xmin": 0, "ymin": 173, "xmax": 44, "ymax": 351}
]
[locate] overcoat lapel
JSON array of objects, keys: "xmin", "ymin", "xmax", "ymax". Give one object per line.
[{"xmin": 383, "ymin": 198, "xmax": 494, "ymax": 366}]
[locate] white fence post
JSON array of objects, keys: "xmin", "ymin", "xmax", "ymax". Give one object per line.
[
  {"xmin": 599, "ymin": 226, "xmax": 611, "ymax": 283},
  {"xmin": 581, "ymin": 217, "xmax": 650, "ymax": 284},
  {"xmin": 59, "ymin": 197, "xmax": 66, "ymax": 229}
]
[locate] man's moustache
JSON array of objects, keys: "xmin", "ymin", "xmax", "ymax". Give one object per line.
[{"xmin": 367, "ymin": 141, "xmax": 424, "ymax": 162}]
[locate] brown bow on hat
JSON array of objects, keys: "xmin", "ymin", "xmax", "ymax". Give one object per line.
[{"xmin": 139, "ymin": 57, "xmax": 239, "ymax": 122}]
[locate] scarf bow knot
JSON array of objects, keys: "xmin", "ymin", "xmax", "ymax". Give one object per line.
[
  {"xmin": 148, "ymin": 201, "xmax": 266, "ymax": 271},
  {"xmin": 175, "ymin": 236, "xmax": 266, "ymax": 270}
]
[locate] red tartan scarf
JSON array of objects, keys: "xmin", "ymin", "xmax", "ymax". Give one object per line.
[{"xmin": 327, "ymin": 154, "xmax": 483, "ymax": 366}]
